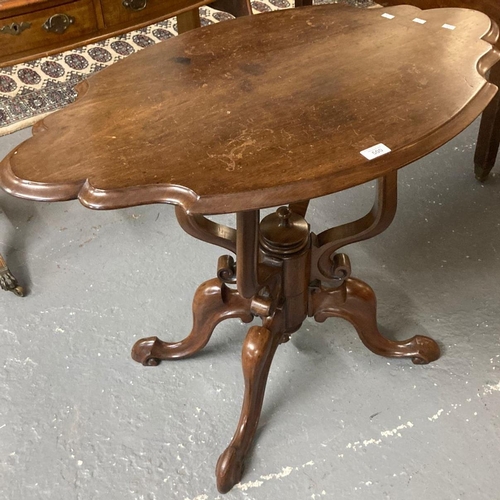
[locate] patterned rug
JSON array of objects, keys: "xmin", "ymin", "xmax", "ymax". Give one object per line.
[{"xmin": 0, "ymin": 0, "xmax": 375, "ymax": 136}]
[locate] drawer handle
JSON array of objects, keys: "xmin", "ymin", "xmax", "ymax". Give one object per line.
[
  {"xmin": 122, "ymin": 0, "xmax": 147, "ymax": 11},
  {"xmin": 42, "ymin": 13, "xmax": 75, "ymax": 34},
  {"xmin": 0, "ymin": 21, "xmax": 31, "ymax": 36}
]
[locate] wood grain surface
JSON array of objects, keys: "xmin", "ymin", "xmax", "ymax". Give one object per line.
[{"xmin": 1, "ymin": 4, "xmax": 499, "ymax": 214}]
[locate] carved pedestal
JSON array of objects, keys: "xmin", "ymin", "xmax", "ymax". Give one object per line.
[{"xmin": 131, "ymin": 172, "xmax": 440, "ymax": 493}]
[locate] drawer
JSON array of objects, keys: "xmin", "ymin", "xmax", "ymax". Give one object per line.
[
  {"xmin": 101, "ymin": 0, "xmax": 208, "ymax": 29},
  {"xmin": 0, "ymin": 0, "xmax": 98, "ymax": 59}
]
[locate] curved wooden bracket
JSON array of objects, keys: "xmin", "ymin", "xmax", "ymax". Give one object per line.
[
  {"xmin": 288, "ymin": 200, "xmax": 310, "ymax": 218},
  {"xmin": 311, "ymin": 172, "xmax": 398, "ymax": 281},
  {"xmin": 175, "ymin": 206, "xmax": 236, "ymax": 253},
  {"xmin": 236, "ymin": 211, "xmax": 261, "ymax": 299},
  {"xmin": 175, "ymin": 208, "xmax": 273, "ymax": 302}
]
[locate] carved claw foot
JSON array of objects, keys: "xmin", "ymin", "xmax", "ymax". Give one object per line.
[
  {"xmin": 0, "ymin": 257, "xmax": 24, "ymax": 297},
  {"xmin": 216, "ymin": 324, "xmax": 282, "ymax": 493},
  {"xmin": 131, "ymin": 278, "xmax": 252, "ymax": 365},
  {"xmin": 216, "ymin": 445, "xmax": 245, "ymax": 494},
  {"xmin": 310, "ymin": 277, "xmax": 440, "ymax": 364}
]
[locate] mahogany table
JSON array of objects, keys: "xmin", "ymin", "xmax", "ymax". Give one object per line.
[{"xmin": 0, "ymin": 4, "xmax": 498, "ymax": 493}]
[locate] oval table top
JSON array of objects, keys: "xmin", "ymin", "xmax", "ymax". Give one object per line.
[{"xmin": 1, "ymin": 4, "xmax": 499, "ymax": 214}]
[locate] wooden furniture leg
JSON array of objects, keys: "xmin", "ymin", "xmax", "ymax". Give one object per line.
[
  {"xmin": 177, "ymin": 0, "xmax": 252, "ymax": 35},
  {"xmin": 132, "ymin": 173, "xmax": 440, "ymax": 493},
  {"xmin": 0, "ymin": 253, "xmax": 23, "ymax": 296},
  {"xmin": 211, "ymin": 0, "xmax": 252, "ymax": 17},
  {"xmin": 310, "ymin": 278, "xmax": 440, "ymax": 364},
  {"xmin": 131, "ymin": 278, "xmax": 253, "ymax": 365},
  {"xmin": 216, "ymin": 322, "xmax": 283, "ymax": 493},
  {"xmin": 475, "ymin": 62, "xmax": 500, "ymax": 180},
  {"xmin": 177, "ymin": 8, "xmax": 202, "ymax": 34},
  {"xmin": 294, "ymin": 0, "xmax": 313, "ymax": 6}
]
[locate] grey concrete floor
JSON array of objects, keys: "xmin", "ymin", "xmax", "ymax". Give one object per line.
[{"xmin": 0, "ymin": 120, "xmax": 499, "ymax": 500}]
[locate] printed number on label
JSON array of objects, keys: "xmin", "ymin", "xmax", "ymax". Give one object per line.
[{"xmin": 360, "ymin": 143, "xmax": 391, "ymax": 160}]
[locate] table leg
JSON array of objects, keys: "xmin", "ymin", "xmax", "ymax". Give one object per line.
[
  {"xmin": 132, "ymin": 176, "xmax": 440, "ymax": 492},
  {"xmin": 310, "ymin": 278, "xmax": 440, "ymax": 364},
  {"xmin": 131, "ymin": 278, "xmax": 253, "ymax": 365},
  {"xmin": 176, "ymin": 9, "xmax": 201, "ymax": 34},
  {"xmin": 294, "ymin": 0, "xmax": 313, "ymax": 6},
  {"xmin": 0, "ymin": 253, "xmax": 24, "ymax": 296},
  {"xmin": 474, "ymin": 62, "xmax": 500, "ymax": 181},
  {"xmin": 210, "ymin": 0, "xmax": 252, "ymax": 17},
  {"xmin": 216, "ymin": 321, "xmax": 283, "ymax": 493}
]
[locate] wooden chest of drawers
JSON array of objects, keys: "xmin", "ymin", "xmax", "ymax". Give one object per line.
[
  {"xmin": 0, "ymin": 0, "xmax": 251, "ymax": 66},
  {"xmin": 1, "ymin": 0, "xmax": 98, "ymax": 61}
]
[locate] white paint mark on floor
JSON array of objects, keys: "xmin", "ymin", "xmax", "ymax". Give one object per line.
[
  {"xmin": 234, "ymin": 461, "xmax": 314, "ymax": 491},
  {"xmin": 310, "ymin": 492, "xmax": 327, "ymax": 499},
  {"xmin": 344, "ymin": 422, "xmax": 413, "ymax": 452},
  {"xmin": 381, "ymin": 421, "xmax": 414, "ymax": 437},
  {"xmin": 428, "ymin": 409, "xmax": 444, "ymax": 422},
  {"xmin": 260, "ymin": 466, "xmax": 293, "ymax": 481},
  {"xmin": 342, "ymin": 379, "xmax": 500, "ymax": 455},
  {"xmin": 235, "ymin": 479, "xmax": 264, "ymax": 491},
  {"xmin": 483, "ymin": 381, "xmax": 500, "ymax": 395},
  {"xmin": 363, "ymin": 438, "xmax": 382, "ymax": 447},
  {"xmin": 187, "ymin": 376, "xmax": 500, "ymax": 498}
]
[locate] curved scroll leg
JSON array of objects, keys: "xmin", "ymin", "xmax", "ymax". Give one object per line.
[
  {"xmin": 0, "ymin": 254, "xmax": 24, "ymax": 297},
  {"xmin": 131, "ymin": 278, "xmax": 253, "ymax": 366},
  {"xmin": 310, "ymin": 278, "xmax": 440, "ymax": 365},
  {"xmin": 216, "ymin": 324, "xmax": 281, "ymax": 493}
]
